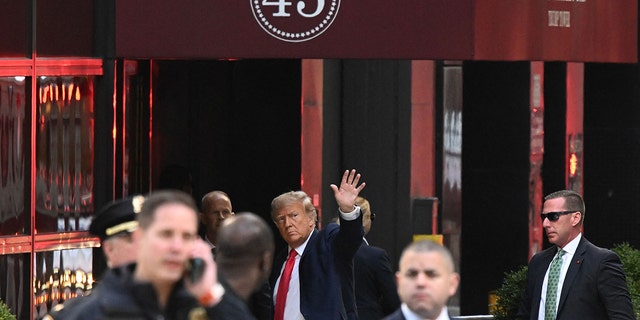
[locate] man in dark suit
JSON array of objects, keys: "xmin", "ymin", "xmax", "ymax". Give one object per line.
[
  {"xmin": 383, "ymin": 240, "xmax": 460, "ymax": 320},
  {"xmin": 269, "ymin": 169, "xmax": 366, "ymax": 320},
  {"xmin": 353, "ymin": 196, "xmax": 401, "ymax": 319},
  {"xmin": 215, "ymin": 212, "xmax": 275, "ymax": 320},
  {"xmin": 517, "ymin": 190, "xmax": 634, "ymax": 320}
]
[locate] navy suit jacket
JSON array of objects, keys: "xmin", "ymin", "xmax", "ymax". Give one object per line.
[
  {"xmin": 517, "ymin": 236, "xmax": 634, "ymax": 320},
  {"xmin": 269, "ymin": 214, "xmax": 363, "ymax": 320},
  {"xmin": 354, "ymin": 241, "xmax": 401, "ymax": 320}
]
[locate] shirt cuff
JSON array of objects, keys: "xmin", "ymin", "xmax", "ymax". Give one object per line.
[
  {"xmin": 199, "ymin": 283, "xmax": 225, "ymax": 307},
  {"xmin": 339, "ymin": 205, "xmax": 360, "ymax": 221}
]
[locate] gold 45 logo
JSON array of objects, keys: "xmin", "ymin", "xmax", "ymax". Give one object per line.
[{"xmin": 250, "ymin": 0, "xmax": 340, "ymax": 42}]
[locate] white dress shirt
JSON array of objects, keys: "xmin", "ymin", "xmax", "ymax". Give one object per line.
[
  {"xmin": 537, "ymin": 233, "xmax": 581, "ymax": 319},
  {"xmin": 401, "ymin": 303, "xmax": 450, "ymax": 320}
]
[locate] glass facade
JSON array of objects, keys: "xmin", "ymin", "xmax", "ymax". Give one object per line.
[
  {"xmin": 0, "ymin": 67, "xmax": 102, "ymax": 320},
  {"xmin": 0, "ymin": 2, "xmax": 105, "ymax": 318},
  {"xmin": 35, "ymin": 76, "xmax": 95, "ymax": 234},
  {"xmin": 0, "ymin": 77, "xmax": 27, "ymax": 236}
]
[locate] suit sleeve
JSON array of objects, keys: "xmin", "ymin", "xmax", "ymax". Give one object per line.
[
  {"xmin": 335, "ymin": 209, "xmax": 364, "ymax": 260},
  {"xmin": 598, "ymin": 251, "xmax": 635, "ymax": 320}
]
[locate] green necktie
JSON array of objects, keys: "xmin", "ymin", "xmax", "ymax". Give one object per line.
[{"xmin": 545, "ymin": 249, "xmax": 566, "ymax": 320}]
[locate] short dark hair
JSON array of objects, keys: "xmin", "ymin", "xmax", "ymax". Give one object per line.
[
  {"xmin": 138, "ymin": 190, "xmax": 198, "ymax": 229},
  {"xmin": 544, "ymin": 190, "xmax": 585, "ymax": 214}
]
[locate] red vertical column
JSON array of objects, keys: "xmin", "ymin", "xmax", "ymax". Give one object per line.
[
  {"xmin": 566, "ymin": 63, "xmax": 584, "ymax": 194},
  {"xmin": 301, "ymin": 60, "xmax": 324, "ymax": 227},
  {"xmin": 529, "ymin": 62, "xmax": 544, "ymax": 259},
  {"xmin": 410, "ymin": 61, "xmax": 436, "ymax": 199}
]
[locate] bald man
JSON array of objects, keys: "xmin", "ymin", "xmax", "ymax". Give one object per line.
[
  {"xmin": 383, "ymin": 240, "xmax": 460, "ymax": 320},
  {"xmin": 215, "ymin": 212, "xmax": 275, "ymax": 319},
  {"xmin": 200, "ymin": 191, "xmax": 235, "ymax": 251}
]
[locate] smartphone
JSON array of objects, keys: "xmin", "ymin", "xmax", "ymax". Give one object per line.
[{"xmin": 185, "ymin": 258, "xmax": 205, "ymax": 283}]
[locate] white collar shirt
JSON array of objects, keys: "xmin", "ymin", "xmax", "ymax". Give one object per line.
[
  {"xmin": 537, "ymin": 232, "xmax": 581, "ymax": 319},
  {"xmin": 401, "ymin": 303, "xmax": 450, "ymax": 320}
]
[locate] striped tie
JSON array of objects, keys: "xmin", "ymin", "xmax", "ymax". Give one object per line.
[{"xmin": 545, "ymin": 249, "xmax": 566, "ymax": 320}]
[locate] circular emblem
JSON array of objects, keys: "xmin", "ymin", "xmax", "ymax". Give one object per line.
[{"xmin": 250, "ymin": 0, "xmax": 340, "ymax": 43}]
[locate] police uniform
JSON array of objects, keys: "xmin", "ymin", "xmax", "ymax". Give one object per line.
[
  {"xmin": 45, "ymin": 264, "xmax": 220, "ymax": 320},
  {"xmin": 45, "ymin": 195, "xmax": 238, "ymax": 319},
  {"xmin": 89, "ymin": 195, "xmax": 146, "ymax": 241}
]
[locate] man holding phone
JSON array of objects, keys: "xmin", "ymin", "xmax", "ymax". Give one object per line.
[{"xmin": 45, "ymin": 190, "xmax": 238, "ymax": 319}]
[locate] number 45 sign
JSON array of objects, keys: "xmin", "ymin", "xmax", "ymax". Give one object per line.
[{"xmin": 250, "ymin": 0, "xmax": 340, "ymax": 42}]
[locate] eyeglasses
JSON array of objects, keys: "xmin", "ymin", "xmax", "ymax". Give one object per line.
[{"xmin": 540, "ymin": 211, "xmax": 576, "ymax": 222}]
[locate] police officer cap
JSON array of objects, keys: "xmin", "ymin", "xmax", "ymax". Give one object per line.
[{"xmin": 89, "ymin": 195, "xmax": 145, "ymax": 241}]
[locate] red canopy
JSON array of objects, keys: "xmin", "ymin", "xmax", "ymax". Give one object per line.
[{"xmin": 116, "ymin": 0, "xmax": 637, "ymax": 62}]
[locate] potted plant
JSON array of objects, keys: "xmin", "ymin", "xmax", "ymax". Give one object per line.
[
  {"xmin": 0, "ymin": 299, "xmax": 16, "ymax": 320},
  {"xmin": 491, "ymin": 265, "xmax": 527, "ymax": 320}
]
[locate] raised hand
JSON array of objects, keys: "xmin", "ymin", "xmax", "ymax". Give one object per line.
[{"xmin": 330, "ymin": 169, "xmax": 366, "ymax": 213}]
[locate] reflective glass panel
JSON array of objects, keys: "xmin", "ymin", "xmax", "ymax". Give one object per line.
[
  {"xmin": 0, "ymin": 77, "xmax": 27, "ymax": 236},
  {"xmin": 33, "ymin": 248, "xmax": 94, "ymax": 318},
  {"xmin": 35, "ymin": 76, "xmax": 94, "ymax": 233}
]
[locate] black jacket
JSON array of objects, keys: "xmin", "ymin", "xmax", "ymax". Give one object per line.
[{"xmin": 46, "ymin": 263, "xmax": 247, "ymax": 320}]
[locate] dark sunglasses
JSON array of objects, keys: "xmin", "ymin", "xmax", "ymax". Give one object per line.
[{"xmin": 540, "ymin": 211, "xmax": 576, "ymax": 222}]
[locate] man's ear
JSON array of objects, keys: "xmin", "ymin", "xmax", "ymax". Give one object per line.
[
  {"xmin": 572, "ymin": 212, "xmax": 582, "ymax": 227},
  {"xmin": 102, "ymin": 240, "xmax": 113, "ymax": 255},
  {"xmin": 449, "ymin": 272, "xmax": 460, "ymax": 296},
  {"xmin": 102, "ymin": 240, "xmax": 115, "ymax": 268}
]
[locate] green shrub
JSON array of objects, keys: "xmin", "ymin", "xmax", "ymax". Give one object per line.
[
  {"xmin": 0, "ymin": 299, "xmax": 16, "ymax": 320},
  {"xmin": 491, "ymin": 243, "xmax": 640, "ymax": 320},
  {"xmin": 491, "ymin": 265, "xmax": 528, "ymax": 320},
  {"xmin": 612, "ymin": 242, "xmax": 640, "ymax": 319}
]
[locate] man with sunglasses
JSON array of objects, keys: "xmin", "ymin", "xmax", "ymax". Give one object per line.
[{"xmin": 517, "ymin": 190, "xmax": 634, "ymax": 320}]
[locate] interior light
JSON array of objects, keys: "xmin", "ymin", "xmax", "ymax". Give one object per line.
[{"xmin": 569, "ymin": 153, "xmax": 578, "ymax": 177}]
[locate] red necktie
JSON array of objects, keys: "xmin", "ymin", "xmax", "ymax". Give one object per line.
[{"xmin": 274, "ymin": 249, "xmax": 297, "ymax": 320}]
